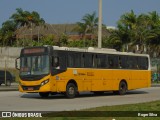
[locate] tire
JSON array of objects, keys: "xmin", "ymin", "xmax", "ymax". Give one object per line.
[
  {"xmin": 6, "ymin": 80, "xmax": 11, "ymax": 86},
  {"xmin": 65, "ymin": 83, "xmax": 77, "ymax": 98},
  {"xmin": 118, "ymin": 81, "xmax": 127, "ymax": 95},
  {"xmin": 39, "ymin": 92, "xmax": 49, "ymax": 98}
]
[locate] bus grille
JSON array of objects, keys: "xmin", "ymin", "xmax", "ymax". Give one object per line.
[{"xmin": 22, "ymin": 85, "xmax": 40, "ymax": 91}]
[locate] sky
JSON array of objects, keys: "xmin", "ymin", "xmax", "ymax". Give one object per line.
[{"xmin": 0, "ymin": 0, "xmax": 160, "ymax": 27}]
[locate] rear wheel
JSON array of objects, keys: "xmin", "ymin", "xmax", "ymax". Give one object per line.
[
  {"xmin": 39, "ymin": 92, "xmax": 49, "ymax": 98},
  {"xmin": 118, "ymin": 81, "xmax": 127, "ymax": 95},
  {"xmin": 65, "ymin": 83, "xmax": 77, "ymax": 98}
]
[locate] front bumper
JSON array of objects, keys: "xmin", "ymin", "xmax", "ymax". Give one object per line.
[{"xmin": 19, "ymin": 82, "xmax": 51, "ymax": 93}]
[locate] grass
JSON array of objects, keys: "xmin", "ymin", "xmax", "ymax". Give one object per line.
[
  {"xmin": 4, "ymin": 100, "xmax": 160, "ymax": 120},
  {"xmin": 152, "ymin": 80, "xmax": 160, "ymax": 84}
]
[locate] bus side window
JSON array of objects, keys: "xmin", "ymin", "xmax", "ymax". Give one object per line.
[
  {"xmin": 84, "ymin": 53, "xmax": 93, "ymax": 68},
  {"xmin": 108, "ymin": 55, "xmax": 118, "ymax": 69},
  {"xmin": 81, "ymin": 53, "xmax": 85, "ymax": 68},
  {"xmin": 127, "ymin": 56, "xmax": 133, "ymax": 69},
  {"xmin": 118, "ymin": 56, "xmax": 122, "ymax": 69},
  {"xmin": 75, "ymin": 53, "xmax": 81, "ymax": 68},
  {"xmin": 97, "ymin": 54, "xmax": 107, "ymax": 68},
  {"xmin": 138, "ymin": 57, "xmax": 148, "ymax": 70},
  {"xmin": 59, "ymin": 52, "xmax": 67, "ymax": 70},
  {"xmin": 119, "ymin": 56, "xmax": 127, "ymax": 69},
  {"xmin": 68, "ymin": 53, "xmax": 74, "ymax": 67},
  {"xmin": 93, "ymin": 54, "xmax": 98, "ymax": 68},
  {"xmin": 108, "ymin": 56, "xmax": 114, "ymax": 68},
  {"xmin": 131, "ymin": 57, "xmax": 138, "ymax": 69}
]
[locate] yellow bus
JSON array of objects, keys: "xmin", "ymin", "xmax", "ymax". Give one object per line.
[{"xmin": 16, "ymin": 46, "xmax": 151, "ymax": 98}]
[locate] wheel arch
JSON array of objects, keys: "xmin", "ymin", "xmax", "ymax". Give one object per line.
[
  {"xmin": 120, "ymin": 79, "xmax": 128, "ymax": 90},
  {"xmin": 67, "ymin": 79, "xmax": 78, "ymax": 90}
]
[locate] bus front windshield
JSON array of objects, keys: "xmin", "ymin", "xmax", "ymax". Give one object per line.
[{"xmin": 20, "ymin": 55, "xmax": 50, "ymax": 76}]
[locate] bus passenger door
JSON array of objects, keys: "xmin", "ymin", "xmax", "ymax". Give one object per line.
[{"xmin": 51, "ymin": 52, "xmax": 67, "ymax": 92}]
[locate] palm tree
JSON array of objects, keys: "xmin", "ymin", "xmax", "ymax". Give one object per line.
[
  {"xmin": 117, "ymin": 10, "xmax": 138, "ymax": 51},
  {"xmin": 146, "ymin": 11, "xmax": 160, "ymax": 56},
  {"xmin": 10, "ymin": 8, "xmax": 30, "ymax": 28},
  {"xmin": 148, "ymin": 11, "xmax": 160, "ymax": 29},
  {"xmin": 82, "ymin": 11, "xmax": 98, "ymax": 33},
  {"xmin": 10, "ymin": 8, "xmax": 45, "ymax": 27},
  {"xmin": 76, "ymin": 12, "xmax": 98, "ymax": 39},
  {"xmin": 120, "ymin": 10, "xmax": 137, "ymax": 30},
  {"xmin": 10, "ymin": 8, "xmax": 45, "ymax": 46},
  {"xmin": 30, "ymin": 11, "xmax": 45, "ymax": 26},
  {"xmin": 0, "ymin": 20, "xmax": 17, "ymax": 46},
  {"xmin": 105, "ymin": 29, "xmax": 122, "ymax": 50},
  {"xmin": 112, "ymin": 11, "xmax": 136, "ymax": 51},
  {"xmin": 30, "ymin": 11, "xmax": 45, "ymax": 44}
]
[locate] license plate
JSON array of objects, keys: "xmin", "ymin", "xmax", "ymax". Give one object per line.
[{"xmin": 28, "ymin": 87, "xmax": 34, "ymax": 91}]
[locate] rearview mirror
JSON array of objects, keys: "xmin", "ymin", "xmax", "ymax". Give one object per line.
[{"xmin": 15, "ymin": 57, "xmax": 20, "ymax": 70}]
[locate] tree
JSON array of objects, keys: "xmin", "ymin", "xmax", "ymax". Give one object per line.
[
  {"xmin": 75, "ymin": 12, "xmax": 98, "ymax": 38},
  {"xmin": 120, "ymin": 10, "xmax": 137, "ymax": 30},
  {"xmin": 148, "ymin": 11, "xmax": 160, "ymax": 29},
  {"xmin": 10, "ymin": 8, "xmax": 30, "ymax": 28},
  {"xmin": 10, "ymin": 8, "xmax": 45, "ymax": 46},
  {"xmin": 10, "ymin": 8, "xmax": 45, "ymax": 28},
  {"xmin": 147, "ymin": 11, "xmax": 160, "ymax": 45},
  {"xmin": 82, "ymin": 11, "xmax": 98, "ymax": 33},
  {"xmin": 59, "ymin": 33, "xmax": 68, "ymax": 46},
  {"xmin": 118, "ymin": 10, "xmax": 137, "ymax": 44},
  {"xmin": 0, "ymin": 20, "xmax": 17, "ymax": 46},
  {"xmin": 114, "ymin": 10, "xmax": 160, "ymax": 53}
]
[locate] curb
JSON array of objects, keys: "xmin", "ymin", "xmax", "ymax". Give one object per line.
[
  {"xmin": 0, "ymin": 83, "xmax": 18, "ymax": 91},
  {"xmin": 151, "ymin": 84, "xmax": 160, "ymax": 87},
  {"xmin": 0, "ymin": 88, "xmax": 18, "ymax": 91}
]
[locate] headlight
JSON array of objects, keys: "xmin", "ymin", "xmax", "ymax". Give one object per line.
[{"xmin": 41, "ymin": 79, "xmax": 49, "ymax": 86}]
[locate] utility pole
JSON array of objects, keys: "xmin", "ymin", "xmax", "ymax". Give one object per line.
[{"xmin": 98, "ymin": 0, "xmax": 102, "ymax": 48}]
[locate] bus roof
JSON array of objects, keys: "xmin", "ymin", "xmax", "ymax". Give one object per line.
[{"xmin": 52, "ymin": 46, "xmax": 149, "ymax": 57}]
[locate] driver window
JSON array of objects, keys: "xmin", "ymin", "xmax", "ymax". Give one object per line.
[{"xmin": 52, "ymin": 57, "xmax": 60, "ymax": 69}]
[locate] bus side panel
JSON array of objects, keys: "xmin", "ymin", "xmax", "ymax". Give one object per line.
[
  {"xmin": 50, "ymin": 76, "xmax": 57, "ymax": 92},
  {"xmin": 102, "ymin": 70, "xmax": 115, "ymax": 90},
  {"xmin": 91, "ymin": 69, "xmax": 106, "ymax": 91},
  {"xmin": 56, "ymin": 81, "xmax": 66, "ymax": 92},
  {"xmin": 50, "ymin": 69, "xmax": 86, "ymax": 92},
  {"xmin": 111, "ymin": 70, "xmax": 131, "ymax": 91},
  {"xmin": 49, "ymin": 69, "xmax": 151, "ymax": 93},
  {"xmin": 83, "ymin": 69, "xmax": 118, "ymax": 91},
  {"xmin": 130, "ymin": 70, "xmax": 151, "ymax": 90}
]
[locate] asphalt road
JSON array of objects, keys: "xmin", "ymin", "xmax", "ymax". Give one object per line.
[{"xmin": 0, "ymin": 87, "xmax": 160, "ymax": 111}]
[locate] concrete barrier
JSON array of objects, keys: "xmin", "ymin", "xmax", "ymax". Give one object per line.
[{"xmin": 0, "ymin": 47, "xmax": 23, "ymax": 69}]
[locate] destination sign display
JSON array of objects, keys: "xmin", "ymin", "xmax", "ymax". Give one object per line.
[{"xmin": 23, "ymin": 48, "xmax": 45, "ymax": 54}]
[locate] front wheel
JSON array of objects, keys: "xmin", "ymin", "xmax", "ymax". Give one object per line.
[
  {"xmin": 65, "ymin": 83, "xmax": 77, "ymax": 98},
  {"xmin": 39, "ymin": 92, "xmax": 49, "ymax": 98}
]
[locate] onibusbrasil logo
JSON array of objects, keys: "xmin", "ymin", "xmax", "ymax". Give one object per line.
[{"xmin": 1, "ymin": 112, "xmax": 42, "ymax": 118}]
